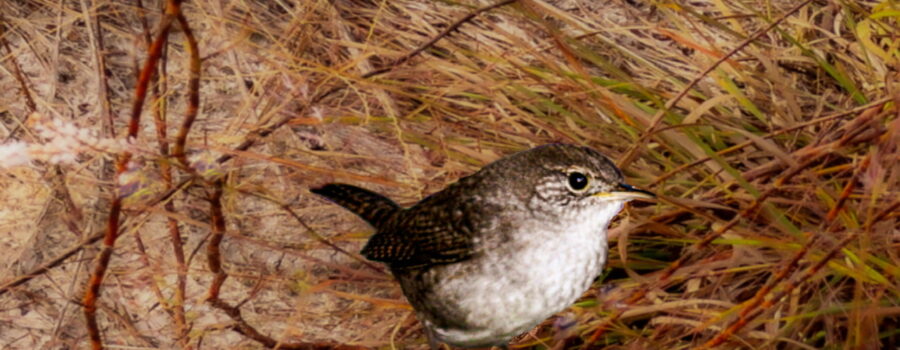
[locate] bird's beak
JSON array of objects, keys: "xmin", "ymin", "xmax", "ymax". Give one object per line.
[{"xmin": 593, "ymin": 183, "xmax": 656, "ymax": 201}]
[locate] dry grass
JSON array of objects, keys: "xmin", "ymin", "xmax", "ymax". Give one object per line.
[{"xmin": 0, "ymin": 0, "xmax": 897, "ymax": 349}]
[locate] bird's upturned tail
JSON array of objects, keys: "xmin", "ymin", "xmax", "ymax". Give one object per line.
[{"xmin": 310, "ymin": 183, "xmax": 400, "ymax": 229}]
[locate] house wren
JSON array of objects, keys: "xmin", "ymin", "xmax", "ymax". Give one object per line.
[{"xmin": 312, "ymin": 144, "xmax": 653, "ymax": 349}]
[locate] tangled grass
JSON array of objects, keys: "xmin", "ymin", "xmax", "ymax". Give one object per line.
[{"xmin": 0, "ymin": 0, "xmax": 897, "ymax": 349}]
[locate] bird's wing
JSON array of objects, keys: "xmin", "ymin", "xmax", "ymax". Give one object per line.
[{"xmin": 360, "ymin": 182, "xmax": 489, "ymax": 269}]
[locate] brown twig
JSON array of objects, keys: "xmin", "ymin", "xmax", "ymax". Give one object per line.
[
  {"xmin": 136, "ymin": 0, "xmax": 190, "ymax": 346},
  {"xmin": 361, "ymin": 0, "xmax": 519, "ymax": 78},
  {"xmin": 0, "ymin": 158, "xmax": 191, "ymax": 299},
  {"xmin": 0, "ymin": 37, "xmax": 36, "ymax": 114},
  {"xmin": 205, "ymin": 180, "xmax": 228, "ymax": 304},
  {"xmin": 826, "ymin": 153, "xmax": 871, "ymax": 222},
  {"xmin": 176, "ymin": 8, "xmax": 370, "ymax": 347},
  {"xmin": 171, "ymin": 12, "xmax": 201, "ymax": 168},
  {"xmin": 0, "ymin": 230, "xmax": 104, "ymax": 296},
  {"xmin": 82, "ymin": 1, "xmax": 183, "ymax": 349}
]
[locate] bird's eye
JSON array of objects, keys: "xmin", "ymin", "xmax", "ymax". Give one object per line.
[{"xmin": 567, "ymin": 172, "xmax": 590, "ymax": 192}]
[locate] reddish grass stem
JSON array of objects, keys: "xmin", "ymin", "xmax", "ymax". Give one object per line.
[
  {"xmin": 136, "ymin": 0, "xmax": 191, "ymax": 346},
  {"xmin": 172, "ymin": 12, "xmax": 201, "ymax": 168},
  {"xmin": 82, "ymin": 1, "xmax": 183, "ymax": 349}
]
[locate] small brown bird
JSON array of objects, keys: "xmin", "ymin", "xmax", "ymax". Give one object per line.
[{"xmin": 312, "ymin": 144, "xmax": 653, "ymax": 349}]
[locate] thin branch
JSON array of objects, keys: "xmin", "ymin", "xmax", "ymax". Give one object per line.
[
  {"xmin": 0, "ymin": 230, "xmax": 103, "ymax": 296},
  {"xmin": 136, "ymin": 0, "xmax": 190, "ymax": 347},
  {"xmin": 205, "ymin": 181, "xmax": 367, "ymax": 350},
  {"xmin": 236, "ymin": 189, "xmax": 385, "ymax": 274},
  {"xmin": 82, "ymin": 1, "xmax": 183, "ymax": 349},
  {"xmin": 171, "ymin": 12, "xmax": 201, "ymax": 168},
  {"xmin": 361, "ymin": 0, "xmax": 519, "ymax": 78},
  {"xmin": 618, "ymin": 0, "xmax": 815, "ymax": 169}
]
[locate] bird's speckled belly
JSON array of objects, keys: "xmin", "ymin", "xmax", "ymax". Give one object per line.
[{"xmin": 409, "ymin": 224, "xmax": 609, "ymax": 348}]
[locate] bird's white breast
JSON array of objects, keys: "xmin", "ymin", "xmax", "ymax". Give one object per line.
[{"xmin": 421, "ymin": 201, "xmax": 624, "ymax": 347}]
